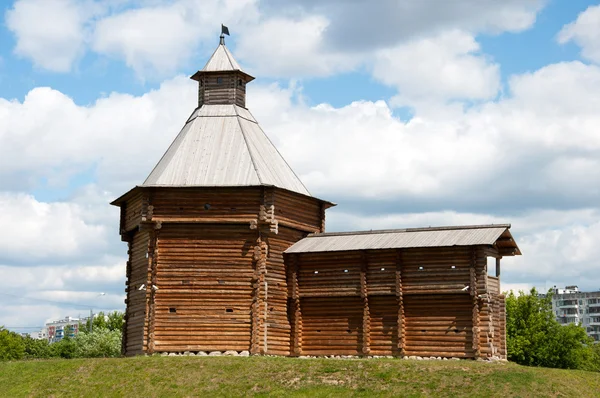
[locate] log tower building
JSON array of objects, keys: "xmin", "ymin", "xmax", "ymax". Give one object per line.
[{"xmin": 112, "ymin": 32, "xmax": 521, "ymax": 359}]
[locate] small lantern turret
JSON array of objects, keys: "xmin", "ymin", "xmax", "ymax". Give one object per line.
[{"xmin": 190, "ymin": 28, "xmax": 254, "ymax": 108}]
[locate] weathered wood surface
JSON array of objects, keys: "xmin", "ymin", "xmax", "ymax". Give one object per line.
[
  {"xmin": 121, "ymin": 191, "xmax": 143, "ymax": 234},
  {"xmin": 152, "ymin": 223, "xmax": 255, "ymax": 352},
  {"xmin": 301, "ymin": 297, "xmax": 363, "ymax": 356},
  {"xmin": 404, "ymin": 294, "xmax": 474, "ymax": 358},
  {"xmin": 289, "ymin": 246, "xmax": 501, "ymax": 359},
  {"xmin": 274, "ymin": 189, "xmax": 322, "ymax": 233},
  {"xmin": 118, "ymin": 185, "xmax": 508, "ymax": 359},
  {"xmin": 488, "ymin": 276, "xmax": 500, "ymax": 295},
  {"xmin": 197, "ymin": 72, "xmax": 248, "ymax": 108},
  {"xmin": 119, "ymin": 186, "xmax": 326, "ymax": 356},
  {"xmin": 266, "ymin": 227, "xmax": 308, "ymax": 356},
  {"xmin": 123, "ymin": 230, "xmax": 150, "ymax": 356}
]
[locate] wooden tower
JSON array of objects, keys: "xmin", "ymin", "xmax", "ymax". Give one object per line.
[{"xmin": 111, "ymin": 33, "xmax": 334, "ymax": 356}]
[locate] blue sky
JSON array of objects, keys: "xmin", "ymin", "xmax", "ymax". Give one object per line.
[{"xmin": 2, "ymin": 0, "xmax": 600, "ymax": 332}]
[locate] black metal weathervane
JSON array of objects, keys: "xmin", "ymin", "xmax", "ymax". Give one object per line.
[{"xmin": 220, "ymin": 24, "xmax": 230, "ymax": 45}]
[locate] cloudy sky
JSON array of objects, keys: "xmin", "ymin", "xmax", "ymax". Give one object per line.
[{"xmin": 1, "ymin": 0, "xmax": 600, "ymax": 333}]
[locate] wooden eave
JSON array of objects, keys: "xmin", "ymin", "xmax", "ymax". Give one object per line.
[
  {"xmin": 190, "ymin": 69, "xmax": 255, "ymax": 83},
  {"xmin": 110, "ymin": 186, "xmax": 146, "ymax": 207},
  {"xmin": 110, "ymin": 184, "xmax": 336, "ymax": 209},
  {"xmin": 493, "ymin": 228, "xmax": 522, "ymax": 256}
]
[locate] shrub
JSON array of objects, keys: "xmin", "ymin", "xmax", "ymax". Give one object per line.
[
  {"xmin": 23, "ymin": 337, "xmax": 52, "ymax": 359},
  {"xmin": 74, "ymin": 328, "xmax": 122, "ymax": 358},
  {"xmin": 506, "ymin": 288, "xmax": 599, "ymax": 371},
  {"xmin": 0, "ymin": 327, "xmax": 25, "ymax": 361}
]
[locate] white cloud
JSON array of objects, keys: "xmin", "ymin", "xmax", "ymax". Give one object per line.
[
  {"xmin": 91, "ymin": 0, "xmax": 258, "ymax": 77},
  {"xmin": 0, "ymin": 76, "xmax": 195, "ymax": 193},
  {"xmin": 502, "ymin": 218, "xmax": 600, "ymax": 292},
  {"xmin": 5, "ymin": 0, "xmax": 98, "ymax": 72},
  {"xmin": 91, "ymin": 3, "xmax": 199, "ymax": 75},
  {"xmin": 373, "ymin": 30, "xmax": 500, "ymax": 106},
  {"xmin": 0, "ymin": 262, "xmax": 124, "ymax": 293},
  {"xmin": 324, "ymin": 208, "xmax": 600, "ymax": 293},
  {"xmin": 0, "ymin": 193, "xmax": 110, "ymax": 265},
  {"xmin": 236, "ymin": 15, "xmax": 358, "ymax": 77},
  {"xmin": 558, "ymin": 5, "xmax": 600, "ymax": 64},
  {"xmin": 5, "ymin": 0, "xmax": 545, "ymax": 81},
  {"xmin": 260, "ymin": 0, "xmax": 545, "ymax": 51},
  {"xmin": 248, "ymin": 61, "xmax": 600, "ymax": 206}
]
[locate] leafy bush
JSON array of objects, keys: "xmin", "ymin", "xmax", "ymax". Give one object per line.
[
  {"xmin": 80, "ymin": 311, "xmax": 124, "ymax": 333},
  {"xmin": 50, "ymin": 336, "xmax": 79, "ymax": 359},
  {"xmin": 0, "ymin": 327, "xmax": 25, "ymax": 361},
  {"xmin": 0, "ymin": 311, "xmax": 124, "ymax": 361},
  {"xmin": 74, "ymin": 328, "xmax": 122, "ymax": 358},
  {"xmin": 23, "ymin": 336, "xmax": 52, "ymax": 359},
  {"xmin": 506, "ymin": 288, "xmax": 599, "ymax": 370}
]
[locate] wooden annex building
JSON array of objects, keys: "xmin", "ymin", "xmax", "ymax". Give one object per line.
[{"xmin": 111, "ymin": 32, "xmax": 521, "ymax": 360}]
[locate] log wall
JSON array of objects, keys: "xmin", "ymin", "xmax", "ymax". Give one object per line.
[
  {"xmin": 121, "ymin": 190, "xmax": 144, "ymax": 233},
  {"xmin": 197, "ymin": 72, "xmax": 248, "ymax": 108},
  {"xmin": 119, "ymin": 186, "xmax": 326, "ymax": 356},
  {"xmin": 273, "ymin": 189, "xmax": 324, "ymax": 233},
  {"xmin": 123, "ymin": 230, "xmax": 150, "ymax": 356},
  {"xmin": 149, "ymin": 187, "xmax": 262, "ymax": 223},
  {"xmin": 265, "ymin": 226, "xmax": 308, "ymax": 355},
  {"xmin": 151, "ymin": 223, "xmax": 256, "ymax": 352},
  {"xmin": 118, "ymin": 185, "xmax": 508, "ymax": 359},
  {"xmin": 288, "ymin": 246, "xmax": 505, "ymax": 359}
]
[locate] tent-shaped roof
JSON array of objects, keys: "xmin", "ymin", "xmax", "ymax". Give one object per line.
[
  {"xmin": 285, "ymin": 224, "xmax": 521, "ymax": 256},
  {"xmin": 190, "ymin": 39, "xmax": 254, "ymax": 82},
  {"xmin": 142, "ymin": 104, "xmax": 311, "ymax": 195},
  {"xmin": 203, "ymin": 43, "xmax": 242, "ymax": 72}
]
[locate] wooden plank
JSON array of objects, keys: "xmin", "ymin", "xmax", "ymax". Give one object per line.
[
  {"xmin": 470, "ymin": 248, "xmax": 481, "ymax": 359},
  {"xmin": 361, "ymin": 252, "xmax": 370, "ymax": 356},
  {"xmin": 396, "ymin": 249, "xmax": 405, "ymax": 357}
]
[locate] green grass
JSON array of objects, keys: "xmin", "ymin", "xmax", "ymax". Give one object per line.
[{"xmin": 1, "ymin": 356, "xmax": 599, "ymax": 397}]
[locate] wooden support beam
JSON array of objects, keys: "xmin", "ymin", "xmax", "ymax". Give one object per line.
[
  {"xmin": 396, "ymin": 249, "xmax": 405, "ymax": 357},
  {"xmin": 496, "ymin": 257, "xmax": 501, "ymax": 278},
  {"xmin": 319, "ymin": 202, "xmax": 326, "ymax": 233},
  {"xmin": 145, "ymin": 230, "xmax": 158, "ymax": 354},
  {"xmin": 121, "ymin": 241, "xmax": 132, "ymax": 356},
  {"xmin": 250, "ymin": 234, "xmax": 266, "ymax": 355},
  {"xmin": 289, "ymin": 254, "xmax": 302, "ymax": 356},
  {"xmin": 470, "ymin": 248, "xmax": 480, "ymax": 359},
  {"xmin": 360, "ymin": 252, "xmax": 370, "ymax": 356}
]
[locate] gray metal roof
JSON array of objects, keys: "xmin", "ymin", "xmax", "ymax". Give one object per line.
[
  {"xmin": 285, "ymin": 224, "xmax": 521, "ymax": 255},
  {"xmin": 202, "ymin": 43, "xmax": 243, "ymax": 72},
  {"xmin": 142, "ymin": 104, "xmax": 311, "ymax": 196}
]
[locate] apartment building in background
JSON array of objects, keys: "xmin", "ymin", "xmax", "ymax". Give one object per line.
[
  {"xmin": 551, "ymin": 286, "xmax": 600, "ymax": 341},
  {"xmin": 29, "ymin": 316, "xmax": 86, "ymax": 343}
]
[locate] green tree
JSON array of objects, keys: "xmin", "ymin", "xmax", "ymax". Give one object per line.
[
  {"xmin": 23, "ymin": 336, "xmax": 52, "ymax": 359},
  {"xmin": 0, "ymin": 327, "xmax": 25, "ymax": 361},
  {"xmin": 506, "ymin": 288, "xmax": 597, "ymax": 370},
  {"xmin": 50, "ymin": 335, "xmax": 78, "ymax": 359},
  {"xmin": 81, "ymin": 311, "xmax": 124, "ymax": 333},
  {"xmin": 74, "ymin": 328, "xmax": 122, "ymax": 358}
]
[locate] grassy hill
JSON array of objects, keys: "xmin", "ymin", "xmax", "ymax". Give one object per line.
[{"xmin": 1, "ymin": 356, "xmax": 599, "ymax": 397}]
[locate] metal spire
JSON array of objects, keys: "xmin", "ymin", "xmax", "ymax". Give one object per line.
[{"xmin": 220, "ymin": 24, "xmax": 230, "ymax": 45}]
